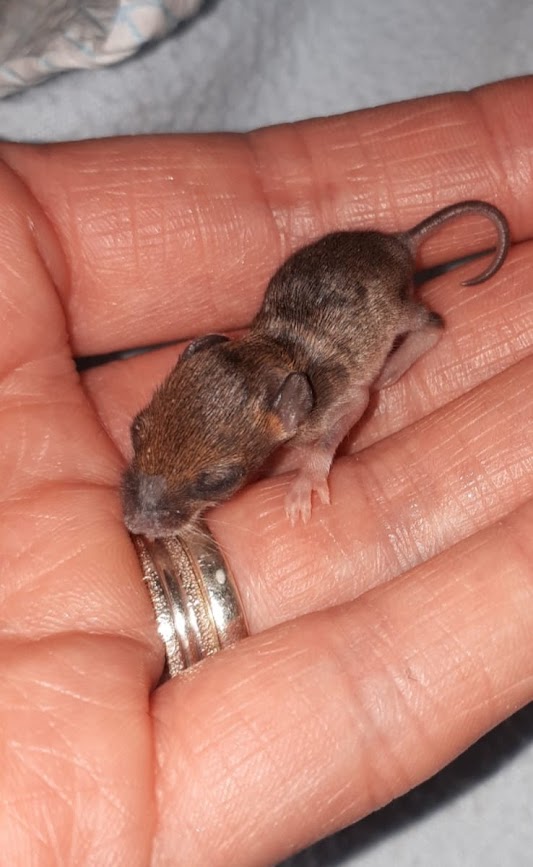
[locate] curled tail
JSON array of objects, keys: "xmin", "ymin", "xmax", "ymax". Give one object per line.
[{"xmin": 405, "ymin": 200, "xmax": 510, "ymax": 286}]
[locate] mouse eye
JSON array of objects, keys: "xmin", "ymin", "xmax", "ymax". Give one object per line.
[
  {"xmin": 131, "ymin": 414, "xmax": 148, "ymax": 450},
  {"xmin": 193, "ymin": 465, "xmax": 245, "ymax": 498}
]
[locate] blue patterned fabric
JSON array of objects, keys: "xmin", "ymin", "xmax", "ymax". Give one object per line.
[{"xmin": 0, "ymin": 0, "xmax": 202, "ymax": 97}]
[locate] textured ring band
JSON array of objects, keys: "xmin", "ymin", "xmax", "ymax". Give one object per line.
[{"xmin": 134, "ymin": 526, "xmax": 248, "ymax": 678}]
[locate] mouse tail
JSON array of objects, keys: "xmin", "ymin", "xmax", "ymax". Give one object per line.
[{"xmin": 404, "ymin": 200, "xmax": 510, "ymax": 286}]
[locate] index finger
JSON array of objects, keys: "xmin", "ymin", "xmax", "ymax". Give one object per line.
[{"xmin": 1, "ymin": 76, "xmax": 532, "ymax": 356}]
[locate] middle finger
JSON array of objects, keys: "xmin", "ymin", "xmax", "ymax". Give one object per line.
[
  {"xmin": 216, "ymin": 354, "xmax": 533, "ymax": 631},
  {"xmin": 89, "ymin": 350, "xmax": 532, "ymax": 634}
]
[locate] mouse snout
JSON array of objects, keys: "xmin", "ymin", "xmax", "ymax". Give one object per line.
[{"xmin": 121, "ymin": 469, "xmax": 186, "ymax": 538}]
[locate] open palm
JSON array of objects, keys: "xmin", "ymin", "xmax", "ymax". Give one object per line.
[{"xmin": 1, "ymin": 77, "xmax": 532, "ymax": 866}]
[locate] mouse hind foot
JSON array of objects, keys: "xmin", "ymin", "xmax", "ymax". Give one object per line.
[{"xmin": 373, "ymin": 306, "xmax": 445, "ymax": 390}]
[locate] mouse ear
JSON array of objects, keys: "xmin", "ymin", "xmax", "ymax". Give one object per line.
[
  {"xmin": 181, "ymin": 333, "xmax": 229, "ymax": 361},
  {"xmin": 270, "ymin": 372, "xmax": 314, "ymax": 438}
]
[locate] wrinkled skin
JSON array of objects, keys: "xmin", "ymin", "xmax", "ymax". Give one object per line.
[{"xmin": 0, "ymin": 77, "xmax": 532, "ymax": 867}]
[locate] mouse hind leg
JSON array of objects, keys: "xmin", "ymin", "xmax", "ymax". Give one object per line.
[
  {"xmin": 373, "ymin": 306, "xmax": 444, "ymax": 390},
  {"xmin": 283, "ymin": 385, "xmax": 370, "ymax": 525}
]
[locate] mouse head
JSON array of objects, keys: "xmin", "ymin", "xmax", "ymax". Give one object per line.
[{"xmin": 121, "ymin": 334, "xmax": 313, "ymax": 537}]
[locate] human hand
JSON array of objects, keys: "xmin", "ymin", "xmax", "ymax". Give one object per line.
[{"xmin": 1, "ymin": 76, "xmax": 531, "ymax": 866}]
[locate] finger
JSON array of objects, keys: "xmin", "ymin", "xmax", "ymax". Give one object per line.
[
  {"xmin": 0, "ymin": 160, "xmax": 118, "ymax": 496},
  {"xmin": 78, "ymin": 353, "xmax": 533, "ymax": 637},
  {"xmin": 0, "ymin": 635, "xmax": 155, "ymax": 865},
  {"xmin": 1, "ymin": 78, "xmax": 533, "ymax": 355},
  {"xmin": 151, "ymin": 497, "xmax": 533, "ymax": 866},
  {"xmin": 0, "ymin": 162, "xmax": 160, "ymax": 864},
  {"xmin": 0, "ymin": 152, "xmax": 151, "ymax": 648},
  {"xmin": 82, "ymin": 238, "xmax": 532, "ymax": 456}
]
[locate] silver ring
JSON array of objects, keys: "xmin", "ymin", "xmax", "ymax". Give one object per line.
[{"xmin": 133, "ymin": 525, "xmax": 249, "ymax": 678}]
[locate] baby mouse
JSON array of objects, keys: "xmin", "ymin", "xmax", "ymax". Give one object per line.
[{"xmin": 122, "ymin": 199, "xmax": 510, "ymax": 537}]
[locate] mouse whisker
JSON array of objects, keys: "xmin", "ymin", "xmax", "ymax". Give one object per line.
[{"xmin": 207, "ymin": 516, "xmax": 262, "ymax": 540}]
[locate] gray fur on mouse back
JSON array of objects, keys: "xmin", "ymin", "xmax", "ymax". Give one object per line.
[{"xmin": 121, "ymin": 199, "xmax": 510, "ymax": 537}]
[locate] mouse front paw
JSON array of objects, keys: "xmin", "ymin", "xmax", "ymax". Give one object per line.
[{"xmin": 285, "ymin": 473, "xmax": 331, "ymax": 526}]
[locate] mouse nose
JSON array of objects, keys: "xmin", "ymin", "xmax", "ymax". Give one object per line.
[
  {"xmin": 133, "ymin": 471, "xmax": 168, "ymax": 510},
  {"xmin": 121, "ymin": 469, "xmax": 179, "ymax": 536}
]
